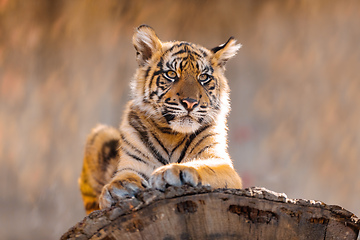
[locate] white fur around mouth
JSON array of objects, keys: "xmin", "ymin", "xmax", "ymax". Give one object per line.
[{"xmin": 169, "ymin": 116, "xmax": 201, "ymax": 133}]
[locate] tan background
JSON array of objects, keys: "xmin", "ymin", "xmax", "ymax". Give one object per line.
[{"xmin": 1, "ymin": 0, "xmax": 359, "ymax": 239}]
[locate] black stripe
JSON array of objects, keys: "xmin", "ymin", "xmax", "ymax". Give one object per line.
[
  {"xmin": 200, "ymin": 49, "xmax": 208, "ymax": 58},
  {"xmin": 211, "ymin": 36, "xmax": 234, "ymax": 54},
  {"xmin": 128, "ymin": 110, "xmax": 169, "ymax": 165},
  {"xmin": 150, "ymin": 132, "xmax": 169, "ymax": 155},
  {"xmin": 144, "ymin": 66, "xmax": 151, "ymax": 80},
  {"xmin": 156, "ymin": 75, "xmax": 162, "ymax": 86},
  {"xmin": 189, "ymin": 133, "xmax": 216, "ymax": 154},
  {"xmin": 120, "ymin": 133, "xmax": 150, "ymax": 161},
  {"xmin": 149, "ymin": 91, "xmax": 157, "ymax": 99},
  {"xmin": 190, "ymin": 59, "xmax": 197, "ymax": 69},
  {"xmin": 191, "ymin": 51, "xmax": 202, "ymax": 59},
  {"xmin": 172, "ymin": 49, "xmax": 187, "ymax": 56},
  {"xmin": 170, "ymin": 136, "xmax": 187, "ymax": 158},
  {"xmin": 195, "ymin": 143, "xmax": 218, "ymax": 158},
  {"xmin": 159, "ymin": 86, "xmax": 167, "ymax": 91},
  {"xmin": 164, "ymin": 100, "xmax": 179, "ymax": 106},
  {"xmin": 162, "ymin": 110, "xmax": 175, "ymax": 123},
  {"xmin": 177, "ymin": 125, "xmax": 210, "ymax": 163},
  {"xmin": 148, "ymin": 70, "xmax": 163, "ymax": 94},
  {"xmin": 99, "ymin": 139, "xmax": 119, "ymax": 172},
  {"xmin": 116, "ymin": 168, "xmax": 150, "ymax": 182},
  {"xmin": 150, "ymin": 119, "xmax": 175, "ymax": 134},
  {"xmin": 165, "ymin": 106, "xmax": 181, "ymax": 111},
  {"xmin": 157, "ymin": 57, "xmax": 164, "ymax": 67},
  {"xmin": 203, "ymin": 88, "xmax": 214, "ymax": 106},
  {"xmin": 209, "ymin": 65, "xmax": 214, "ymax": 74},
  {"xmin": 153, "ymin": 70, "xmax": 163, "ymax": 76},
  {"xmin": 163, "ymin": 42, "xmax": 191, "ymax": 55},
  {"xmin": 171, "ymin": 58, "xmax": 178, "ymax": 69},
  {"xmin": 157, "ymin": 87, "xmax": 172, "ymax": 101},
  {"xmin": 121, "ymin": 146, "xmax": 148, "ymax": 165},
  {"xmin": 179, "ymin": 60, "xmax": 184, "ymax": 71},
  {"xmin": 180, "ymin": 60, "xmax": 189, "ymax": 71},
  {"xmin": 205, "ymin": 165, "xmax": 216, "ymax": 173},
  {"xmin": 128, "ymin": 110, "xmax": 146, "ymax": 132}
]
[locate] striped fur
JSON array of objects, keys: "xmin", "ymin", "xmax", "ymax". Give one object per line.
[{"xmin": 79, "ymin": 25, "xmax": 242, "ymax": 214}]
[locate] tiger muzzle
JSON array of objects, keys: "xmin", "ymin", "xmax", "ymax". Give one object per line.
[{"xmin": 180, "ymin": 98, "xmax": 199, "ymax": 111}]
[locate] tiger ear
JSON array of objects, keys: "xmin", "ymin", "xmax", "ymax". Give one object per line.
[
  {"xmin": 211, "ymin": 37, "xmax": 241, "ymax": 67},
  {"xmin": 133, "ymin": 25, "xmax": 162, "ymax": 66}
]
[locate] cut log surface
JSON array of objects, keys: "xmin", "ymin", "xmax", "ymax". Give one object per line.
[{"xmin": 61, "ymin": 186, "xmax": 360, "ymax": 240}]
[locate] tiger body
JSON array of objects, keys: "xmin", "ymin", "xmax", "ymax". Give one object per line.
[{"xmin": 79, "ymin": 25, "xmax": 242, "ymax": 214}]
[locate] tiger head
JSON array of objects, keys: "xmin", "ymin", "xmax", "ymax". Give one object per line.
[{"xmin": 131, "ymin": 25, "xmax": 241, "ymax": 134}]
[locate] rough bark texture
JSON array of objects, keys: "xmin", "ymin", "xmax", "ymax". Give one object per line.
[{"xmin": 61, "ymin": 186, "xmax": 360, "ymax": 240}]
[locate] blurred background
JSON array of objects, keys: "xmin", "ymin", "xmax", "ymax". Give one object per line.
[{"xmin": 1, "ymin": 0, "xmax": 360, "ymax": 239}]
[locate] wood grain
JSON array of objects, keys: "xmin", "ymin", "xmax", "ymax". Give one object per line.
[{"xmin": 61, "ymin": 186, "xmax": 360, "ymax": 239}]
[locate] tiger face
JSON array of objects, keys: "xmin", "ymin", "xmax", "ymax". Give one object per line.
[{"xmin": 131, "ymin": 25, "xmax": 241, "ymax": 134}]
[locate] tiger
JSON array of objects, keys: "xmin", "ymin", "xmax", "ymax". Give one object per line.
[{"xmin": 79, "ymin": 25, "xmax": 243, "ymax": 214}]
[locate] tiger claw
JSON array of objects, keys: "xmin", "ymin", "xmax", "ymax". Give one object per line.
[
  {"xmin": 99, "ymin": 177, "xmax": 145, "ymax": 209},
  {"xmin": 149, "ymin": 164, "xmax": 201, "ymax": 191}
]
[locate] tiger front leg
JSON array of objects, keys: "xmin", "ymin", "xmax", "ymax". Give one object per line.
[
  {"xmin": 99, "ymin": 172, "xmax": 147, "ymax": 209},
  {"xmin": 149, "ymin": 160, "xmax": 242, "ymax": 190}
]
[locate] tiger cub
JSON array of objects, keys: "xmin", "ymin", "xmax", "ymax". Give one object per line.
[{"xmin": 79, "ymin": 25, "xmax": 242, "ymax": 214}]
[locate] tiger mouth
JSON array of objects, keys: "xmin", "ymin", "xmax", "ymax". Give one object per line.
[
  {"xmin": 179, "ymin": 114, "xmax": 193, "ymax": 119},
  {"xmin": 166, "ymin": 114, "xmax": 195, "ymax": 124},
  {"xmin": 174, "ymin": 113, "xmax": 205, "ymax": 124},
  {"xmin": 168, "ymin": 115, "xmax": 202, "ymax": 133},
  {"xmin": 179, "ymin": 115, "xmax": 195, "ymax": 122}
]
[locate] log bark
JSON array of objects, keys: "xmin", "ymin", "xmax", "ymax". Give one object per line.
[{"xmin": 61, "ymin": 186, "xmax": 360, "ymax": 240}]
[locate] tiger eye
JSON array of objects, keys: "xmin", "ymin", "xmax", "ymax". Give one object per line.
[
  {"xmin": 199, "ymin": 74, "xmax": 210, "ymax": 83},
  {"xmin": 199, "ymin": 74, "xmax": 207, "ymax": 81},
  {"xmin": 165, "ymin": 70, "xmax": 177, "ymax": 79}
]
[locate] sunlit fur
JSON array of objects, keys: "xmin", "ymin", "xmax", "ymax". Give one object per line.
[{"xmin": 79, "ymin": 25, "xmax": 242, "ymax": 214}]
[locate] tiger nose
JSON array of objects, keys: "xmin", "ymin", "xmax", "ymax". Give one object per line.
[{"xmin": 180, "ymin": 98, "xmax": 199, "ymax": 111}]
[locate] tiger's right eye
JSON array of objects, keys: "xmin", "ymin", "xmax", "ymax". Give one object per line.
[{"xmin": 164, "ymin": 70, "xmax": 177, "ymax": 81}]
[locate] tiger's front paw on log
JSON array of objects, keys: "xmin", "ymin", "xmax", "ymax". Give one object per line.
[
  {"xmin": 149, "ymin": 164, "xmax": 202, "ymax": 191},
  {"xmin": 99, "ymin": 175, "xmax": 146, "ymax": 209}
]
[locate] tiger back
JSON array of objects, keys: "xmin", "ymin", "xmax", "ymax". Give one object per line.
[{"xmin": 79, "ymin": 25, "xmax": 242, "ymax": 214}]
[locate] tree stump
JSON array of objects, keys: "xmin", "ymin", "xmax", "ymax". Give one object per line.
[{"xmin": 61, "ymin": 186, "xmax": 360, "ymax": 240}]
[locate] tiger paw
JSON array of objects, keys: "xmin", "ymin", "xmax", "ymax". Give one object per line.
[
  {"xmin": 99, "ymin": 175, "xmax": 146, "ymax": 209},
  {"xmin": 149, "ymin": 164, "xmax": 202, "ymax": 191}
]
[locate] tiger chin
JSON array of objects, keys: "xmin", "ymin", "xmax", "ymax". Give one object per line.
[{"xmin": 79, "ymin": 25, "xmax": 243, "ymax": 215}]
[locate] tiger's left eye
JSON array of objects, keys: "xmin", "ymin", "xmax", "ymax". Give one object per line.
[
  {"xmin": 164, "ymin": 70, "xmax": 177, "ymax": 81},
  {"xmin": 199, "ymin": 74, "xmax": 210, "ymax": 84}
]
